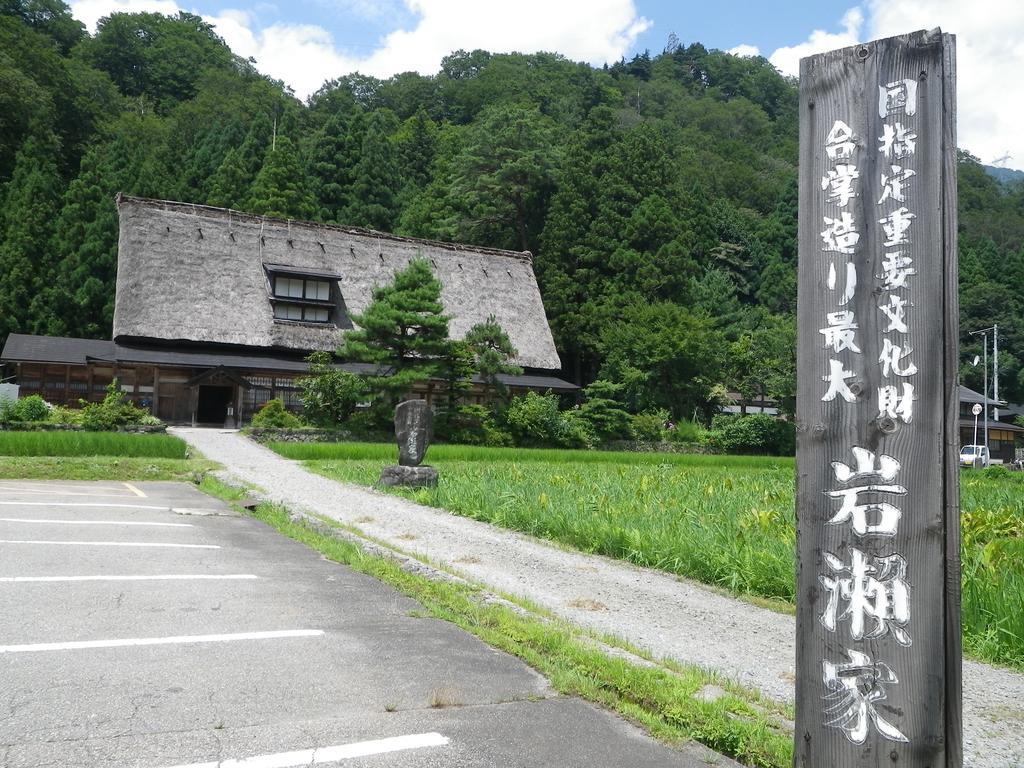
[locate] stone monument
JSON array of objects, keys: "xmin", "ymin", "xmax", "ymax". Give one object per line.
[{"xmin": 379, "ymin": 399, "xmax": 439, "ymax": 487}]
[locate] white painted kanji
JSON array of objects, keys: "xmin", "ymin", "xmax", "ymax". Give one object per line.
[
  {"xmin": 822, "ymin": 164, "xmax": 860, "ymax": 207},
  {"xmin": 820, "ymin": 547, "xmax": 911, "ymax": 645},
  {"xmin": 822, "ymin": 213, "xmax": 861, "ymax": 254},
  {"xmin": 822, "ymin": 359, "xmax": 858, "ymax": 403},
  {"xmin": 823, "ymin": 649, "xmax": 909, "ymax": 744},
  {"xmin": 820, "ymin": 311, "xmax": 861, "ymax": 353},
  {"xmin": 878, "ymin": 207, "xmax": 916, "ymax": 247},
  {"xmin": 879, "ymin": 122, "xmax": 917, "ymax": 159},
  {"xmin": 878, "ymin": 338, "xmax": 918, "ymax": 377},
  {"xmin": 878, "ymin": 383, "xmax": 915, "ymax": 423},
  {"xmin": 877, "ymin": 165, "xmax": 916, "ymax": 204},
  {"xmin": 825, "ymin": 120, "xmax": 857, "ymax": 160},
  {"xmin": 827, "ymin": 261, "xmax": 857, "ymax": 305},
  {"xmin": 878, "ymin": 79, "xmax": 918, "ymax": 119},
  {"xmin": 878, "ymin": 294, "xmax": 909, "ymax": 333},
  {"xmin": 879, "ymin": 251, "xmax": 916, "ymax": 290},
  {"xmin": 830, "ymin": 447, "xmax": 900, "ymax": 482}
]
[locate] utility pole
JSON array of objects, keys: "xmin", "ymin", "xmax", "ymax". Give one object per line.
[
  {"xmin": 983, "ymin": 336, "xmax": 989, "ymax": 455},
  {"xmin": 993, "ymin": 324, "xmax": 999, "ymax": 421},
  {"xmin": 971, "ymin": 326, "xmax": 995, "ymax": 455}
]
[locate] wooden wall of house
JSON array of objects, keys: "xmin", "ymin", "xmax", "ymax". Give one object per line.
[{"xmin": 15, "ymin": 363, "xmax": 112, "ymax": 406}]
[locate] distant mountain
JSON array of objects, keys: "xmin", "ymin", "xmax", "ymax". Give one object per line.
[{"xmin": 983, "ymin": 164, "xmax": 1024, "ymax": 185}]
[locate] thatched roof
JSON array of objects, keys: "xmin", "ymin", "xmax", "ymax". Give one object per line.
[{"xmin": 113, "ymin": 196, "xmax": 562, "ymax": 370}]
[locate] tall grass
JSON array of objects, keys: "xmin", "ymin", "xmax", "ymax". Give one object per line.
[
  {"xmin": 270, "ymin": 440, "xmax": 793, "ymax": 469},
  {"xmin": 0, "ymin": 431, "xmax": 188, "ymax": 459},
  {"xmin": 302, "ymin": 445, "xmax": 1024, "ymax": 669}
]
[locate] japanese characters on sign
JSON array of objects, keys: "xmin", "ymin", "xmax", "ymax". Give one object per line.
[{"xmin": 816, "ymin": 77, "xmax": 921, "ymax": 746}]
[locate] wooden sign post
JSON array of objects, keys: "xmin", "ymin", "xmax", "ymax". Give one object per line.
[{"xmin": 795, "ymin": 30, "xmax": 961, "ymax": 767}]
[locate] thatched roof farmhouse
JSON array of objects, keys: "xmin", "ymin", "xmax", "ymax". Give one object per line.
[{"xmin": 2, "ymin": 196, "xmax": 571, "ymax": 425}]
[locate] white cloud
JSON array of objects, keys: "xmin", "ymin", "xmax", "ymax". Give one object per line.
[
  {"xmin": 71, "ymin": 0, "xmax": 181, "ymax": 31},
  {"xmin": 727, "ymin": 44, "xmax": 760, "ymax": 58},
  {"xmin": 355, "ymin": 0, "xmax": 650, "ymax": 79},
  {"xmin": 865, "ymin": 0, "xmax": 1024, "ymax": 167},
  {"xmin": 765, "ymin": 2, "xmax": 1024, "ymax": 167},
  {"xmin": 70, "ymin": 0, "xmax": 650, "ymax": 101},
  {"xmin": 768, "ymin": 7, "xmax": 864, "ymax": 78}
]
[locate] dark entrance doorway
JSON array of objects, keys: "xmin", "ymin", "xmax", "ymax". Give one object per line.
[{"xmin": 196, "ymin": 385, "xmax": 232, "ymax": 424}]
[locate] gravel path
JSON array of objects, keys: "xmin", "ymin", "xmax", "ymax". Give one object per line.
[{"xmin": 173, "ymin": 428, "xmax": 1024, "ymax": 768}]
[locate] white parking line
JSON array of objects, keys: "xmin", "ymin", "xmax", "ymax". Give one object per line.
[
  {"xmin": 0, "ymin": 518, "xmax": 193, "ymax": 528},
  {"xmin": 0, "ymin": 629, "xmax": 324, "ymax": 654},
  {"xmin": 0, "ymin": 484, "xmax": 137, "ymax": 497},
  {"xmin": 0, "ymin": 575, "xmax": 258, "ymax": 583},
  {"xmin": 0, "ymin": 501, "xmax": 169, "ymax": 510},
  {"xmin": 157, "ymin": 733, "xmax": 450, "ymax": 768},
  {"xmin": 0, "ymin": 540, "xmax": 219, "ymax": 549}
]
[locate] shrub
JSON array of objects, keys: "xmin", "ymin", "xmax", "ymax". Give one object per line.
[
  {"xmin": 12, "ymin": 395, "xmax": 50, "ymax": 423},
  {"xmin": 251, "ymin": 398, "xmax": 303, "ymax": 429},
  {"xmin": 577, "ymin": 379, "xmax": 631, "ymax": 441},
  {"xmin": 297, "ymin": 351, "xmax": 366, "ymax": 427},
  {"xmin": 559, "ymin": 409, "xmax": 596, "ymax": 449},
  {"xmin": 629, "ymin": 409, "xmax": 670, "ymax": 443},
  {"xmin": 980, "ymin": 464, "xmax": 1014, "ymax": 480},
  {"xmin": 664, "ymin": 419, "xmax": 707, "ymax": 444},
  {"xmin": 48, "ymin": 405, "xmax": 84, "ymax": 425},
  {"xmin": 504, "ymin": 391, "xmax": 564, "ymax": 447},
  {"xmin": 79, "ymin": 380, "xmax": 160, "ymax": 431},
  {"xmin": 444, "ymin": 404, "xmax": 513, "ymax": 447},
  {"xmin": 503, "ymin": 391, "xmax": 594, "ymax": 448},
  {"xmin": 705, "ymin": 414, "xmax": 795, "ymax": 456}
]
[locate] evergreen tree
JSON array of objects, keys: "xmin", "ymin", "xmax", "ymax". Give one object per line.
[
  {"xmin": 577, "ymin": 379, "xmax": 631, "ymax": 440},
  {"xmin": 47, "ymin": 145, "xmax": 120, "ymax": 337},
  {"xmin": 395, "ymin": 108, "xmax": 438, "ymax": 197},
  {"xmin": 338, "ymin": 258, "xmax": 452, "ymax": 410},
  {"xmin": 308, "ymin": 111, "xmax": 363, "ymax": 222},
  {"xmin": 446, "ymin": 102, "xmax": 560, "ymax": 251},
  {"xmin": 0, "ymin": 130, "xmax": 63, "ymax": 343},
  {"xmin": 206, "ymin": 147, "xmax": 251, "ymax": 209},
  {"xmin": 434, "ymin": 338, "xmax": 475, "ymax": 437},
  {"xmin": 464, "ymin": 314, "xmax": 521, "ymax": 407},
  {"xmin": 246, "ymin": 135, "xmax": 316, "ymax": 219},
  {"xmin": 343, "ymin": 109, "xmax": 401, "ymax": 230}
]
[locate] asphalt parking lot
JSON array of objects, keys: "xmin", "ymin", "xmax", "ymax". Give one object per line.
[{"xmin": 0, "ymin": 480, "xmax": 716, "ymax": 768}]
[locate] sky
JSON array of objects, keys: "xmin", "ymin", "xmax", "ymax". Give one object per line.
[{"xmin": 67, "ymin": 0, "xmax": 1024, "ymax": 170}]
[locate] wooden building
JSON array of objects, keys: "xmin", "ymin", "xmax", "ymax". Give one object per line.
[
  {"xmin": 1, "ymin": 196, "xmax": 574, "ymax": 425},
  {"xmin": 958, "ymin": 385, "xmax": 1024, "ymax": 463}
]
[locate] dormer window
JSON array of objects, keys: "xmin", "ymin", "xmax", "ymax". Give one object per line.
[
  {"xmin": 264, "ymin": 264, "xmax": 340, "ymax": 325},
  {"xmin": 274, "ymin": 276, "xmax": 331, "ymax": 302}
]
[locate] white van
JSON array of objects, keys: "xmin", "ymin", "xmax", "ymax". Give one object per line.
[{"xmin": 959, "ymin": 444, "xmax": 990, "ymax": 468}]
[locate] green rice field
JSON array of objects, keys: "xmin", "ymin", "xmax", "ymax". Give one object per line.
[
  {"xmin": 0, "ymin": 431, "xmax": 188, "ymax": 459},
  {"xmin": 272, "ymin": 441, "xmax": 1024, "ymax": 669}
]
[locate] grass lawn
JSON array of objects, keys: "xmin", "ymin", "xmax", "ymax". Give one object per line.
[
  {"xmin": 0, "ymin": 431, "xmax": 214, "ymax": 480},
  {"xmin": 276, "ymin": 441, "xmax": 1024, "ymax": 670},
  {"xmin": 0, "ymin": 431, "xmax": 188, "ymax": 458}
]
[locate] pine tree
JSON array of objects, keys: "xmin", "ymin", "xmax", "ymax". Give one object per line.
[
  {"xmin": 338, "ymin": 258, "xmax": 451, "ymax": 410},
  {"xmin": 464, "ymin": 314, "xmax": 521, "ymax": 407},
  {"xmin": 246, "ymin": 135, "xmax": 316, "ymax": 219}
]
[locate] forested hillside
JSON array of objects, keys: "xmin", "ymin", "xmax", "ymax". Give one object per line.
[{"xmin": 2, "ymin": 0, "xmax": 1023, "ymax": 414}]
